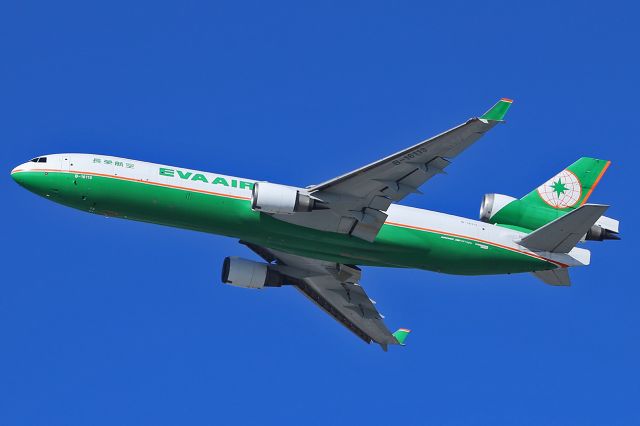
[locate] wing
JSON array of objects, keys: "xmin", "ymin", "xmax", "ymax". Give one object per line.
[
  {"xmin": 241, "ymin": 241, "xmax": 406, "ymax": 351},
  {"xmin": 271, "ymin": 98, "xmax": 513, "ymax": 241}
]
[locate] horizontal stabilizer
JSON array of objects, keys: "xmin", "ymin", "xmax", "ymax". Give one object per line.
[
  {"xmin": 532, "ymin": 268, "xmax": 571, "ymax": 286},
  {"xmin": 595, "ymin": 215, "xmax": 619, "ymax": 233},
  {"xmin": 519, "ymin": 204, "xmax": 609, "ymax": 253}
]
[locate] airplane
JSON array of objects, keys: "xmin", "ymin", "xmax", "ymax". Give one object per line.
[{"xmin": 11, "ymin": 98, "xmax": 620, "ymax": 351}]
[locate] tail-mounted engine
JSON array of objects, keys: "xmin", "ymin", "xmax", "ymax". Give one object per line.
[
  {"xmin": 221, "ymin": 256, "xmax": 285, "ymax": 289},
  {"xmin": 251, "ymin": 182, "xmax": 316, "ymax": 214},
  {"xmin": 479, "ymin": 193, "xmax": 517, "ymax": 223},
  {"xmin": 479, "ymin": 193, "xmax": 620, "ymax": 241},
  {"xmin": 586, "ymin": 224, "xmax": 621, "ymax": 241}
]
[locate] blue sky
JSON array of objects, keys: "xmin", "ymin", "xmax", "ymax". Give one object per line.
[{"xmin": 1, "ymin": 1, "xmax": 638, "ymax": 424}]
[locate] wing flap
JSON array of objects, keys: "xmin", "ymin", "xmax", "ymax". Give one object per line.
[
  {"xmin": 291, "ymin": 274, "xmax": 398, "ymax": 348},
  {"xmin": 292, "ymin": 275, "xmax": 375, "ymax": 344}
]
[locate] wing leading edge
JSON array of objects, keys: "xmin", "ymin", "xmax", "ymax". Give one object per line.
[{"xmin": 268, "ymin": 98, "xmax": 513, "ymax": 242}]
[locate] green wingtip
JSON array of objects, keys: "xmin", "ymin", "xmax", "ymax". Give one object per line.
[
  {"xmin": 393, "ymin": 328, "xmax": 411, "ymax": 345},
  {"xmin": 480, "ymin": 98, "xmax": 513, "ymax": 121}
]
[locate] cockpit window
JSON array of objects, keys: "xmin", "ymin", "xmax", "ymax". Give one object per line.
[{"xmin": 29, "ymin": 157, "xmax": 47, "ymax": 163}]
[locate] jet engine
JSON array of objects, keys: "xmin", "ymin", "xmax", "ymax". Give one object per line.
[
  {"xmin": 221, "ymin": 256, "xmax": 284, "ymax": 289},
  {"xmin": 479, "ymin": 193, "xmax": 620, "ymax": 241},
  {"xmin": 586, "ymin": 224, "xmax": 621, "ymax": 241},
  {"xmin": 479, "ymin": 193, "xmax": 517, "ymax": 223},
  {"xmin": 251, "ymin": 182, "xmax": 315, "ymax": 214}
]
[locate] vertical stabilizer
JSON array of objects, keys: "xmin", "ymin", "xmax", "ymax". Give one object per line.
[
  {"xmin": 521, "ymin": 157, "xmax": 611, "ymax": 211},
  {"xmin": 488, "ymin": 157, "xmax": 615, "ymax": 231}
]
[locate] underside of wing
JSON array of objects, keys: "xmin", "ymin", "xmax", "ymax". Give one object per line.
[{"xmin": 240, "ymin": 241, "xmax": 405, "ymax": 350}]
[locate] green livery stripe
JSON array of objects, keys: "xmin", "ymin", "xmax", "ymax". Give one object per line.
[{"xmin": 386, "ymin": 221, "xmax": 568, "ymax": 268}]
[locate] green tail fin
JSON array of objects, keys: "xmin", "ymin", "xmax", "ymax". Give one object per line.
[
  {"xmin": 392, "ymin": 328, "xmax": 411, "ymax": 346},
  {"xmin": 488, "ymin": 157, "xmax": 612, "ymax": 231},
  {"xmin": 521, "ymin": 157, "xmax": 611, "ymax": 211}
]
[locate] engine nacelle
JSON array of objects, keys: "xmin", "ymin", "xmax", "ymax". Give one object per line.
[
  {"xmin": 251, "ymin": 182, "xmax": 315, "ymax": 214},
  {"xmin": 585, "ymin": 225, "xmax": 621, "ymax": 241},
  {"xmin": 479, "ymin": 193, "xmax": 517, "ymax": 223},
  {"xmin": 221, "ymin": 256, "xmax": 284, "ymax": 289}
]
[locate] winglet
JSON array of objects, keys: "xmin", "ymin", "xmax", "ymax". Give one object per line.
[
  {"xmin": 392, "ymin": 328, "xmax": 411, "ymax": 346},
  {"xmin": 480, "ymin": 98, "xmax": 513, "ymax": 121}
]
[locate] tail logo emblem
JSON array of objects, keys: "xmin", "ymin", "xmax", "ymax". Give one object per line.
[{"xmin": 537, "ymin": 170, "xmax": 582, "ymax": 208}]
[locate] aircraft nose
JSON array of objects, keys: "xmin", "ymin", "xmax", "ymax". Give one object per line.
[
  {"xmin": 11, "ymin": 165, "xmax": 26, "ymax": 186},
  {"xmin": 11, "ymin": 163, "xmax": 43, "ymax": 193}
]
